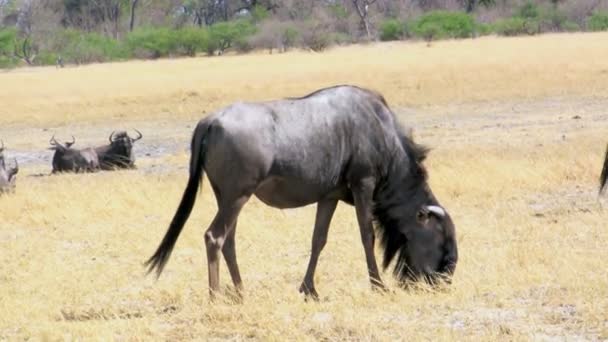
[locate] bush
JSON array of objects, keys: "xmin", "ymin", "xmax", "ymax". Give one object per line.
[
  {"xmin": 588, "ymin": 11, "xmax": 608, "ymax": 31},
  {"xmin": 0, "ymin": 29, "xmax": 18, "ymax": 67},
  {"xmin": 475, "ymin": 22, "xmax": 494, "ymax": 36},
  {"xmin": 561, "ymin": 21, "xmax": 581, "ymax": 32},
  {"xmin": 379, "ymin": 19, "xmax": 405, "ymax": 41},
  {"xmin": 174, "ymin": 27, "xmax": 209, "ymax": 56},
  {"xmin": 249, "ymin": 20, "xmax": 299, "ymax": 53},
  {"xmin": 34, "ymin": 29, "xmax": 126, "ymax": 65},
  {"xmin": 539, "ymin": 6, "xmax": 569, "ymax": 32},
  {"xmin": 208, "ymin": 20, "xmax": 256, "ymax": 55},
  {"xmin": 410, "ymin": 11, "xmax": 476, "ymax": 41},
  {"xmin": 299, "ymin": 20, "xmax": 331, "ymax": 51},
  {"xmin": 517, "ymin": 1, "xmax": 540, "ymax": 19},
  {"xmin": 126, "ymin": 27, "xmax": 177, "ymax": 59},
  {"xmin": 493, "ymin": 17, "xmax": 539, "ymax": 36}
]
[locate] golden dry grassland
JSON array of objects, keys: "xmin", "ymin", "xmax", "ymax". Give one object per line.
[{"xmin": 1, "ymin": 32, "xmax": 608, "ymax": 340}]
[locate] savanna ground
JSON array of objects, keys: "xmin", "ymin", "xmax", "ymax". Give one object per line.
[{"xmin": 1, "ymin": 32, "xmax": 608, "ymax": 341}]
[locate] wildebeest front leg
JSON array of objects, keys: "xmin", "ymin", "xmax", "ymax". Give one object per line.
[
  {"xmin": 205, "ymin": 195, "xmax": 249, "ymax": 300},
  {"xmin": 299, "ymin": 199, "xmax": 338, "ymax": 300},
  {"xmin": 352, "ymin": 178, "xmax": 385, "ymax": 290}
]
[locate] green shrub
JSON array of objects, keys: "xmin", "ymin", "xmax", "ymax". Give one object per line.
[
  {"xmin": 539, "ymin": 6, "xmax": 568, "ymax": 31},
  {"xmin": 379, "ymin": 19, "xmax": 405, "ymax": 41},
  {"xmin": 475, "ymin": 22, "xmax": 494, "ymax": 36},
  {"xmin": 35, "ymin": 51, "xmax": 60, "ymax": 66},
  {"xmin": 588, "ymin": 11, "xmax": 608, "ymax": 31},
  {"xmin": 208, "ymin": 20, "xmax": 256, "ymax": 55},
  {"xmin": 174, "ymin": 27, "xmax": 209, "ymax": 56},
  {"xmin": 38, "ymin": 29, "xmax": 126, "ymax": 65},
  {"xmin": 561, "ymin": 21, "xmax": 580, "ymax": 32},
  {"xmin": 517, "ymin": 1, "xmax": 540, "ymax": 19},
  {"xmin": 493, "ymin": 17, "xmax": 539, "ymax": 36},
  {"xmin": 0, "ymin": 29, "xmax": 18, "ymax": 67},
  {"xmin": 0, "ymin": 28, "xmax": 17, "ymax": 55},
  {"xmin": 410, "ymin": 11, "xmax": 476, "ymax": 41},
  {"xmin": 250, "ymin": 5, "xmax": 269, "ymax": 23},
  {"xmin": 126, "ymin": 27, "xmax": 177, "ymax": 59},
  {"xmin": 282, "ymin": 26, "xmax": 299, "ymax": 50}
]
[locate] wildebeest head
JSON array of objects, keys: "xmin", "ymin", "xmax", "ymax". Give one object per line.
[
  {"xmin": 102, "ymin": 130, "xmax": 142, "ymax": 168},
  {"xmin": 48, "ymin": 135, "xmax": 75, "ymax": 151},
  {"xmin": 375, "ymin": 134, "xmax": 458, "ymax": 286},
  {"xmin": 394, "ymin": 204, "xmax": 457, "ymax": 285}
]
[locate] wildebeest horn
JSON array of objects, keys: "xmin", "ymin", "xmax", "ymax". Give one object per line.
[
  {"xmin": 426, "ymin": 205, "xmax": 446, "ymax": 218},
  {"xmin": 0, "ymin": 139, "xmax": 4, "ymax": 151},
  {"xmin": 49, "ymin": 135, "xmax": 58, "ymax": 145},
  {"xmin": 109, "ymin": 131, "xmax": 116, "ymax": 143},
  {"xmin": 132, "ymin": 129, "xmax": 143, "ymax": 141},
  {"xmin": 69, "ymin": 135, "xmax": 75, "ymax": 145}
]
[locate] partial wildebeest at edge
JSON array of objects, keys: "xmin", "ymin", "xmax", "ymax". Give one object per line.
[
  {"xmin": 146, "ymin": 85, "xmax": 458, "ymax": 300},
  {"xmin": 94, "ymin": 130, "xmax": 142, "ymax": 170},
  {"xmin": 49, "ymin": 135, "xmax": 99, "ymax": 173},
  {"xmin": 0, "ymin": 141, "xmax": 19, "ymax": 194},
  {"xmin": 600, "ymin": 143, "xmax": 608, "ymax": 194}
]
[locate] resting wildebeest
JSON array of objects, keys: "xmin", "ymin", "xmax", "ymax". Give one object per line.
[
  {"xmin": 146, "ymin": 85, "xmax": 458, "ymax": 300},
  {"xmin": 0, "ymin": 141, "xmax": 19, "ymax": 194},
  {"xmin": 49, "ymin": 135, "xmax": 99, "ymax": 173},
  {"xmin": 95, "ymin": 130, "xmax": 142, "ymax": 170},
  {"xmin": 600, "ymin": 144, "xmax": 608, "ymax": 194}
]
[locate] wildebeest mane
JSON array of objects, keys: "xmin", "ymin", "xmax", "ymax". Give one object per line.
[
  {"xmin": 286, "ymin": 84, "xmax": 390, "ymax": 107},
  {"xmin": 373, "ymin": 126, "xmax": 431, "ymax": 281}
]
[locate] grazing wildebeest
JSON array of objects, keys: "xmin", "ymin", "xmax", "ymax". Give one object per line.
[
  {"xmin": 146, "ymin": 85, "xmax": 458, "ymax": 300},
  {"xmin": 49, "ymin": 135, "xmax": 99, "ymax": 173},
  {"xmin": 600, "ymin": 144, "xmax": 608, "ymax": 194},
  {"xmin": 95, "ymin": 130, "xmax": 142, "ymax": 170},
  {"xmin": 0, "ymin": 141, "xmax": 19, "ymax": 194}
]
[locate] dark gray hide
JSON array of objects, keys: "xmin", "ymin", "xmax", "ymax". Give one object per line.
[
  {"xmin": 146, "ymin": 85, "xmax": 458, "ymax": 299},
  {"xmin": 95, "ymin": 130, "xmax": 142, "ymax": 170},
  {"xmin": 600, "ymin": 143, "xmax": 608, "ymax": 194},
  {"xmin": 49, "ymin": 136, "xmax": 100, "ymax": 173},
  {"xmin": 0, "ymin": 141, "xmax": 19, "ymax": 194}
]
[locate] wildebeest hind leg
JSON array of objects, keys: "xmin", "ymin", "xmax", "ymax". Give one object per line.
[
  {"xmin": 205, "ymin": 194, "xmax": 250, "ymax": 300},
  {"xmin": 299, "ymin": 199, "xmax": 338, "ymax": 301},
  {"xmin": 221, "ymin": 220, "xmax": 243, "ymax": 299}
]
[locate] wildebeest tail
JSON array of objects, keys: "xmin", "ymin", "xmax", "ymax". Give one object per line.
[
  {"xmin": 600, "ymin": 143, "xmax": 608, "ymax": 194},
  {"xmin": 145, "ymin": 120, "xmax": 211, "ymax": 277}
]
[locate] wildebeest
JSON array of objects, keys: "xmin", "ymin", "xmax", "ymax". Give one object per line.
[
  {"xmin": 49, "ymin": 135, "xmax": 99, "ymax": 173},
  {"xmin": 0, "ymin": 141, "xmax": 19, "ymax": 194},
  {"xmin": 600, "ymin": 144, "xmax": 608, "ymax": 194},
  {"xmin": 146, "ymin": 85, "xmax": 458, "ymax": 300},
  {"xmin": 95, "ymin": 130, "xmax": 142, "ymax": 170}
]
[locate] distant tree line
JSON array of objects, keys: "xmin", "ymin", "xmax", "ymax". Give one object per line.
[{"xmin": 1, "ymin": 0, "xmax": 608, "ymax": 68}]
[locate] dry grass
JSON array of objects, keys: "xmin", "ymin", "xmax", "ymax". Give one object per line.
[{"xmin": 1, "ymin": 32, "xmax": 608, "ymax": 340}]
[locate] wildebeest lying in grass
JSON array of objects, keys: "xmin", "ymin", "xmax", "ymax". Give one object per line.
[
  {"xmin": 95, "ymin": 130, "xmax": 142, "ymax": 170},
  {"xmin": 146, "ymin": 85, "xmax": 458, "ymax": 300},
  {"xmin": 0, "ymin": 140, "xmax": 19, "ymax": 194},
  {"xmin": 49, "ymin": 135, "xmax": 99, "ymax": 173}
]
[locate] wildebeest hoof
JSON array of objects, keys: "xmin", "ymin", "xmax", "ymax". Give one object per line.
[{"xmin": 299, "ymin": 283, "xmax": 319, "ymax": 302}]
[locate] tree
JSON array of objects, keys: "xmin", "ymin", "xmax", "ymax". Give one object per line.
[
  {"xmin": 461, "ymin": 0, "xmax": 496, "ymax": 13},
  {"xmin": 129, "ymin": 0, "xmax": 138, "ymax": 31},
  {"xmin": 352, "ymin": 0, "xmax": 376, "ymax": 40}
]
